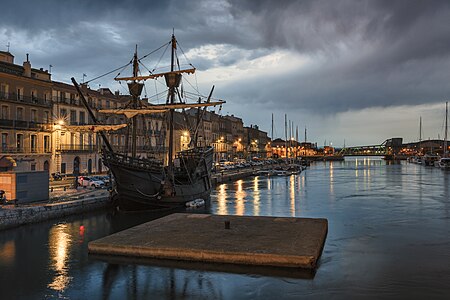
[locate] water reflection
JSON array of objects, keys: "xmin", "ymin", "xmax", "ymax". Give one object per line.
[
  {"xmin": 217, "ymin": 184, "xmax": 228, "ymax": 215},
  {"xmin": 329, "ymin": 162, "xmax": 334, "ymax": 197},
  {"xmin": 48, "ymin": 223, "xmax": 72, "ymax": 292},
  {"xmin": 235, "ymin": 180, "xmax": 246, "ymax": 216},
  {"xmin": 253, "ymin": 177, "xmax": 261, "ymax": 216},
  {"xmin": 290, "ymin": 175, "xmax": 296, "ymax": 216},
  {"xmin": 0, "ymin": 240, "xmax": 15, "ymax": 265}
]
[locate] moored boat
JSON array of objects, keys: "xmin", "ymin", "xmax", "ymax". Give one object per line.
[
  {"xmin": 422, "ymin": 153, "xmax": 440, "ymax": 166},
  {"xmin": 438, "ymin": 157, "xmax": 450, "ymax": 170}
]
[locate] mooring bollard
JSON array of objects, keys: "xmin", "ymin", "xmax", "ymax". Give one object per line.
[{"xmin": 224, "ymin": 220, "xmax": 230, "ymax": 229}]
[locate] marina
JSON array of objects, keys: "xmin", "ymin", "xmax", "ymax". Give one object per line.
[{"xmin": 1, "ymin": 158, "xmax": 450, "ymax": 299}]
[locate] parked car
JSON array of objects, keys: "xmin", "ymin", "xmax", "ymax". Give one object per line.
[
  {"xmin": 51, "ymin": 172, "xmax": 63, "ymax": 181},
  {"xmin": 97, "ymin": 175, "xmax": 111, "ymax": 185},
  {"xmin": 78, "ymin": 176, "xmax": 105, "ymax": 188}
]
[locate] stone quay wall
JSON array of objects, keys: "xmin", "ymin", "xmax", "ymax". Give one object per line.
[{"xmin": 0, "ymin": 195, "xmax": 111, "ymax": 231}]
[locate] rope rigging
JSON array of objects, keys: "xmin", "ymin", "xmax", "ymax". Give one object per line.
[{"xmin": 84, "ymin": 40, "xmax": 171, "ymax": 85}]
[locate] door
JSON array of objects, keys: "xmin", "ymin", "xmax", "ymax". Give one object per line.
[
  {"xmin": 87, "ymin": 159, "xmax": 92, "ymax": 174},
  {"xmin": 73, "ymin": 156, "xmax": 80, "ymax": 175}
]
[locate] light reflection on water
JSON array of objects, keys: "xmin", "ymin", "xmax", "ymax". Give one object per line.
[
  {"xmin": 0, "ymin": 157, "xmax": 450, "ymax": 299},
  {"xmin": 48, "ymin": 223, "xmax": 72, "ymax": 292}
]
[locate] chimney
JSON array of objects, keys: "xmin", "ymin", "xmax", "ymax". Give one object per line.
[{"xmin": 23, "ymin": 53, "xmax": 31, "ymax": 77}]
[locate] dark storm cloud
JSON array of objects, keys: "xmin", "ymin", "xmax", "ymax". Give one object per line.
[
  {"xmin": 2, "ymin": 0, "xmax": 450, "ymax": 115},
  {"xmin": 224, "ymin": 0, "xmax": 450, "ymax": 113}
]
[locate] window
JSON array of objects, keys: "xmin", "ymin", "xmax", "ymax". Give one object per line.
[
  {"xmin": 70, "ymin": 110, "xmax": 77, "ymax": 125},
  {"xmin": 1, "ymin": 105, "xmax": 8, "ymax": 119},
  {"xmin": 31, "ymin": 109, "xmax": 37, "ymax": 122},
  {"xmin": 17, "ymin": 88, "xmax": 24, "ymax": 100},
  {"xmin": 16, "ymin": 134, "xmax": 23, "ymax": 151},
  {"xmin": 31, "ymin": 135, "xmax": 37, "ymax": 152},
  {"xmin": 60, "ymin": 108, "xmax": 67, "ymax": 119},
  {"xmin": 31, "ymin": 90, "xmax": 37, "ymax": 102},
  {"xmin": 79, "ymin": 111, "xmax": 85, "ymax": 125},
  {"xmin": 16, "ymin": 107, "xmax": 24, "ymax": 120},
  {"xmin": 44, "ymin": 111, "xmax": 50, "ymax": 123},
  {"xmin": 44, "ymin": 136, "xmax": 50, "ymax": 152},
  {"xmin": 1, "ymin": 133, "xmax": 8, "ymax": 151},
  {"xmin": 106, "ymin": 100, "xmax": 110, "ymax": 108},
  {"xmin": 0, "ymin": 83, "xmax": 9, "ymax": 96},
  {"xmin": 44, "ymin": 92, "xmax": 50, "ymax": 103}
]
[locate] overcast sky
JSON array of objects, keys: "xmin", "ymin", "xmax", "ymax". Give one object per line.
[{"xmin": 2, "ymin": 0, "xmax": 450, "ymax": 146}]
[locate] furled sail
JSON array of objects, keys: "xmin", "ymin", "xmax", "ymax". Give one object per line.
[
  {"xmin": 63, "ymin": 124, "xmax": 128, "ymax": 132},
  {"xmin": 114, "ymin": 68, "xmax": 196, "ymax": 82},
  {"xmin": 99, "ymin": 101, "xmax": 224, "ymax": 118},
  {"xmin": 145, "ymin": 101, "xmax": 225, "ymax": 110},
  {"xmin": 99, "ymin": 109, "xmax": 168, "ymax": 118}
]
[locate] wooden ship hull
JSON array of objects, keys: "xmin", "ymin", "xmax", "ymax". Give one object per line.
[{"xmin": 104, "ymin": 147, "xmax": 214, "ymax": 211}]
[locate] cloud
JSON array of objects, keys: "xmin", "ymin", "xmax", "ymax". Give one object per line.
[{"xmin": 2, "ymin": 0, "xmax": 450, "ymax": 145}]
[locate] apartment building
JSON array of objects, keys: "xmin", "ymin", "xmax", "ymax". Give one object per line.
[{"xmin": 0, "ymin": 51, "xmax": 52, "ymax": 171}]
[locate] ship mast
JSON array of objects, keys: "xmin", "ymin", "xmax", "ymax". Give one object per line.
[
  {"xmin": 445, "ymin": 102, "xmax": 448, "ymax": 158},
  {"xmin": 168, "ymin": 34, "xmax": 176, "ymax": 172},
  {"xmin": 131, "ymin": 45, "xmax": 139, "ymax": 158}
]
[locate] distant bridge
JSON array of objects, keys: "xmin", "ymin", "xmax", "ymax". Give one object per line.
[{"xmin": 337, "ymin": 138, "xmax": 403, "ymax": 156}]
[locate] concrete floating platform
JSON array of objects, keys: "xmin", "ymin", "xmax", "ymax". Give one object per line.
[{"xmin": 88, "ymin": 213, "xmax": 328, "ymax": 269}]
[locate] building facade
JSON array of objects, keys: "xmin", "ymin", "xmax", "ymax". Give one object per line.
[{"xmin": 0, "ymin": 51, "xmax": 53, "ymax": 172}]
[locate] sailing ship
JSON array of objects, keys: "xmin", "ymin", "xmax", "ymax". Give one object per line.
[{"xmin": 72, "ymin": 34, "xmax": 225, "ymax": 210}]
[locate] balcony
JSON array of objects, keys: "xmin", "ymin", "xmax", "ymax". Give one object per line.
[
  {"xmin": 0, "ymin": 146, "xmax": 52, "ymax": 154},
  {"xmin": 0, "ymin": 119, "xmax": 48, "ymax": 130},
  {"xmin": 0, "ymin": 92, "xmax": 51, "ymax": 107},
  {"xmin": 57, "ymin": 144, "xmax": 98, "ymax": 152},
  {"xmin": 52, "ymin": 96, "xmax": 79, "ymax": 106}
]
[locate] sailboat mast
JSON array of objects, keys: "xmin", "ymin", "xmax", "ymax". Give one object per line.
[
  {"xmin": 445, "ymin": 102, "xmax": 448, "ymax": 157},
  {"xmin": 168, "ymin": 34, "xmax": 176, "ymax": 168},
  {"xmin": 131, "ymin": 45, "xmax": 138, "ymax": 158},
  {"xmin": 419, "ymin": 116, "xmax": 422, "ymax": 155},
  {"xmin": 284, "ymin": 114, "xmax": 288, "ymax": 161},
  {"xmin": 271, "ymin": 113, "xmax": 274, "ymax": 141},
  {"xmin": 288, "ymin": 120, "xmax": 291, "ymax": 160}
]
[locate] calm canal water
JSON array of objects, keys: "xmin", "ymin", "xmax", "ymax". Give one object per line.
[{"xmin": 1, "ymin": 157, "xmax": 450, "ymax": 299}]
